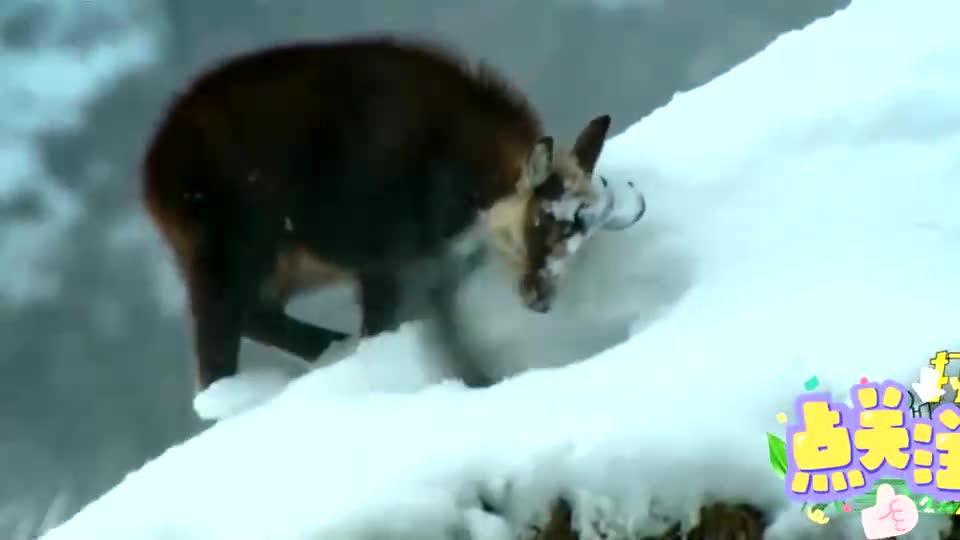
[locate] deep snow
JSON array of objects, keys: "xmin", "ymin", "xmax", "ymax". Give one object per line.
[{"xmin": 40, "ymin": 0, "xmax": 960, "ymax": 538}]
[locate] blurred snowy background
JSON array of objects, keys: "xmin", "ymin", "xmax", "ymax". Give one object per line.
[{"xmin": 0, "ymin": 0, "xmax": 847, "ymax": 536}]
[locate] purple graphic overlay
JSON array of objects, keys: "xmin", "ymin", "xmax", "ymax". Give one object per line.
[
  {"xmin": 920, "ymin": 403, "xmax": 960, "ymax": 501},
  {"xmin": 848, "ymin": 381, "xmax": 917, "ymax": 488},
  {"xmin": 784, "ymin": 391, "xmax": 859, "ymax": 503},
  {"xmin": 786, "ymin": 379, "xmax": 960, "ymax": 503},
  {"xmin": 907, "ymin": 413, "xmax": 937, "ymax": 498}
]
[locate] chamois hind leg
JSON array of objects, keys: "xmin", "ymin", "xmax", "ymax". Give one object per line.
[
  {"xmin": 357, "ymin": 271, "xmax": 402, "ymax": 337},
  {"xmin": 243, "ymin": 303, "xmax": 348, "ymax": 360}
]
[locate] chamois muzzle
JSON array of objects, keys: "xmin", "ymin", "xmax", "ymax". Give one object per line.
[
  {"xmin": 520, "ymin": 270, "xmax": 556, "ymax": 314},
  {"xmin": 573, "ymin": 184, "xmax": 615, "ymax": 231},
  {"xmin": 598, "ymin": 178, "xmax": 646, "ymax": 231}
]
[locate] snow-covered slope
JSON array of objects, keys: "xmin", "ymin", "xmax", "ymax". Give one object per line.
[{"xmin": 41, "ymin": 0, "xmax": 960, "ymax": 538}]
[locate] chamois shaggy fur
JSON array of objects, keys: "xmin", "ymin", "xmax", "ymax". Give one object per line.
[{"xmin": 142, "ymin": 35, "xmax": 615, "ymax": 392}]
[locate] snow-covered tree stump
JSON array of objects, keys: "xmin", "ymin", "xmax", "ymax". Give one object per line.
[{"xmin": 525, "ymin": 498, "xmax": 767, "ymax": 540}]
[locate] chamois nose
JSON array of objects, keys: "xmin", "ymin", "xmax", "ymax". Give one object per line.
[
  {"xmin": 601, "ymin": 179, "xmax": 646, "ymax": 231},
  {"xmin": 528, "ymin": 296, "xmax": 551, "ymax": 313},
  {"xmin": 521, "ymin": 274, "xmax": 554, "ymax": 313}
]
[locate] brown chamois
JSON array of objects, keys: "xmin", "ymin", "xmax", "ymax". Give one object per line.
[{"xmin": 141, "ymin": 35, "xmax": 640, "ymax": 392}]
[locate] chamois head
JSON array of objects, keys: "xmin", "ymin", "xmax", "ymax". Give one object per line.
[{"xmin": 485, "ymin": 114, "xmax": 643, "ymax": 313}]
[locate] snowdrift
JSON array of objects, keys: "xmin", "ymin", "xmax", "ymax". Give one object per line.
[{"xmin": 41, "ymin": 0, "xmax": 960, "ymax": 538}]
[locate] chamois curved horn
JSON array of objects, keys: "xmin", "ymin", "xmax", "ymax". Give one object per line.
[{"xmin": 601, "ymin": 180, "xmax": 646, "ymax": 231}]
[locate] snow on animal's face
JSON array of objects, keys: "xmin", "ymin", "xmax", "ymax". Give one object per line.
[{"xmin": 485, "ymin": 115, "xmax": 615, "ymax": 313}]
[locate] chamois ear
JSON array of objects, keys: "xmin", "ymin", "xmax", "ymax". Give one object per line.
[
  {"xmin": 523, "ymin": 136, "xmax": 553, "ymax": 190},
  {"xmin": 572, "ymin": 114, "xmax": 611, "ymax": 173}
]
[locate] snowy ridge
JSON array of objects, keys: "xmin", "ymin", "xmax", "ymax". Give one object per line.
[{"xmin": 41, "ymin": 0, "xmax": 960, "ymax": 538}]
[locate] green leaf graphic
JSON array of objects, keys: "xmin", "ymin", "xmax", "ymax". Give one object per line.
[
  {"xmin": 767, "ymin": 433, "xmax": 788, "ymax": 479},
  {"xmin": 771, "ymin": 440, "xmax": 928, "ymax": 517},
  {"xmin": 936, "ymin": 501, "xmax": 960, "ymax": 515}
]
